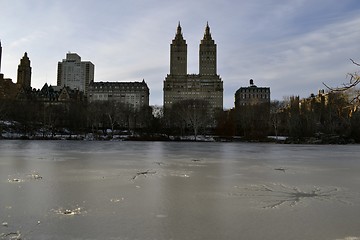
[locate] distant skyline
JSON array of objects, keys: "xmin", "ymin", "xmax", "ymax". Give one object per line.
[{"xmin": 1, "ymin": 0, "xmax": 360, "ymax": 108}]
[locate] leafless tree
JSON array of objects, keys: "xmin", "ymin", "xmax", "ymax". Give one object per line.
[
  {"xmin": 87, "ymin": 101, "xmax": 104, "ymax": 135},
  {"xmin": 169, "ymin": 99, "xmax": 211, "ymax": 140},
  {"xmin": 270, "ymin": 100, "xmax": 285, "ymax": 140},
  {"xmin": 96, "ymin": 101, "xmax": 129, "ymax": 137}
]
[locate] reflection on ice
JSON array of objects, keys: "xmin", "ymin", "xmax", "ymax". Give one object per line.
[
  {"xmin": 274, "ymin": 167, "xmax": 287, "ymax": 173},
  {"xmin": 233, "ymin": 183, "xmax": 350, "ymax": 209},
  {"xmin": 7, "ymin": 178, "xmax": 24, "ymax": 183},
  {"xmin": 27, "ymin": 173, "xmax": 43, "ymax": 180},
  {"xmin": 6, "ymin": 172, "xmax": 43, "ymax": 183},
  {"xmin": 336, "ymin": 237, "xmax": 360, "ymax": 240},
  {"xmin": 0, "ymin": 221, "xmax": 40, "ymax": 240},
  {"xmin": 0, "ymin": 231, "xmax": 21, "ymax": 240},
  {"xmin": 110, "ymin": 198, "xmax": 124, "ymax": 203},
  {"xmin": 167, "ymin": 170, "xmax": 191, "ymax": 178},
  {"xmin": 52, "ymin": 206, "xmax": 86, "ymax": 216}
]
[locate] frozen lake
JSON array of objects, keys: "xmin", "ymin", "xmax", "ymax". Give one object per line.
[{"xmin": 0, "ymin": 140, "xmax": 359, "ymax": 240}]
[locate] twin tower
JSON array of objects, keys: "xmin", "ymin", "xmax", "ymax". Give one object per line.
[
  {"xmin": 170, "ymin": 22, "xmax": 217, "ymax": 76},
  {"xmin": 163, "ymin": 23, "xmax": 223, "ymax": 110}
]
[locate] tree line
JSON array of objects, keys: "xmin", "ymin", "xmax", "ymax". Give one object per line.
[
  {"xmin": 0, "ymin": 100, "xmax": 152, "ymax": 139},
  {"xmin": 0, "ymin": 91, "xmax": 359, "ymax": 142}
]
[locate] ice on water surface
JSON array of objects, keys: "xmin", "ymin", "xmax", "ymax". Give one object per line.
[{"xmin": 0, "ymin": 141, "xmax": 360, "ymax": 240}]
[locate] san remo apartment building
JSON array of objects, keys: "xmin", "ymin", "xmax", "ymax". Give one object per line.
[{"xmin": 163, "ymin": 23, "xmax": 223, "ymax": 110}]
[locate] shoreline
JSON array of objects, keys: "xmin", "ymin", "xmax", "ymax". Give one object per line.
[{"xmin": 0, "ymin": 133, "xmax": 357, "ymax": 144}]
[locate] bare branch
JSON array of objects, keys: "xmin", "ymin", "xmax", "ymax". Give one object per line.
[
  {"xmin": 350, "ymin": 58, "xmax": 360, "ymax": 67},
  {"xmin": 323, "ymin": 59, "xmax": 360, "ymax": 93}
]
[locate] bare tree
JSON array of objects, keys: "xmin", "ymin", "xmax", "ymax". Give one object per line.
[
  {"xmin": 270, "ymin": 100, "xmax": 285, "ymax": 140},
  {"xmin": 104, "ymin": 101, "xmax": 118, "ymax": 136},
  {"xmin": 169, "ymin": 99, "xmax": 211, "ymax": 140},
  {"xmin": 100, "ymin": 101, "xmax": 130, "ymax": 137}
]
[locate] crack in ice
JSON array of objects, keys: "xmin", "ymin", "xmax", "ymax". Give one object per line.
[{"xmin": 232, "ymin": 183, "xmax": 351, "ymax": 209}]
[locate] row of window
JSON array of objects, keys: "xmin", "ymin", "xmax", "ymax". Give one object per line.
[
  {"xmin": 201, "ymin": 57, "xmax": 215, "ymax": 61},
  {"xmin": 240, "ymin": 94, "xmax": 269, "ymax": 99},
  {"xmin": 90, "ymin": 87, "xmax": 146, "ymax": 90},
  {"xmin": 200, "ymin": 51, "xmax": 215, "ymax": 55},
  {"xmin": 90, "ymin": 94, "xmax": 146, "ymax": 98},
  {"xmin": 238, "ymin": 88, "xmax": 270, "ymax": 93}
]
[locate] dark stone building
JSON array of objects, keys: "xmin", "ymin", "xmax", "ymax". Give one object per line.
[
  {"xmin": 235, "ymin": 79, "xmax": 270, "ymax": 107},
  {"xmin": 17, "ymin": 52, "xmax": 32, "ymax": 90},
  {"xmin": 88, "ymin": 80, "xmax": 149, "ymax": 110},
  {"xmin": 163, "ymin": 23, "xmax": 223, "ymax": 111}
]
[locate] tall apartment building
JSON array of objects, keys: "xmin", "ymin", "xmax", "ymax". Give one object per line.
[
  {"xmin": 234, "ymin": 79, "xmax": 270, "ymax": 107},
  {"xmin": 88, "ymin": 80, "xmax": 149, "ymax": 110},
  {"xmin": 163, "ymin": 23, "xmax": 223, "ymax": 110},
  {"xmin": 57, "ymin": 53, "xmax": 94, "ymax": 94},
  {"xmin": 17, "ymin": 52, "xmax": 32, "ymax": 90}
]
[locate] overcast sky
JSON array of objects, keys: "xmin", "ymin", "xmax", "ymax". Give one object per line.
[{"xmin": 1, "ymin": 0, "xmax": 360, "ymax": 108}]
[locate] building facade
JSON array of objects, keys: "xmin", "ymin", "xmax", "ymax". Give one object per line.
[
  {"xmin": 88, "ymin": 80, "xmax": 149, "ymax": 110},
  {"xmin": 163, "ymin": 23, "xmax": 223, "ymax": 110},
  {"xmin": 57, "ymin": 53, "xmax": 94, "ymax": 94},
  {"xmin": 235, "ymin": 79, "xmax": 270, "ymax": 107}
]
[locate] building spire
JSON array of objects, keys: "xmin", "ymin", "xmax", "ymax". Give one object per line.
[
  {"xmin": 199, "ymin": 22, "xmax": 216, "ymax": 75},
  {"xmin": 177, "ymin": 21, "xmax": 181, "ymax": 34},
  {"xmin": 175, "ymin": 21, "xmax": 184, "ymax": 40},
  {"xmin": 203, "ymin": 22, "xmax": 212, "ymax": 40},
  {"xmin": 20, "ymin": 52, "xmax": 30, "ymax": 66},
  {"xmin": 170, "ymin": 22, "xmax": 187, "ymax": 75}
]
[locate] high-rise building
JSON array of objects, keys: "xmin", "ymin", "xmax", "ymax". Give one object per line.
[
  {"xmin": 163, "ymin": 23, "xmax": 223, "ymax": 110},
  {"xmin": 170, "ymin": 23, "xmax": 187, "ymax": 76},
  {"xmin": 17, "ymin": 52, "xmax": 32, "ymax": 90},
  {"xmin": 199, "ymin": 23, "xmax": 217, "ymax": 76},
  {"xmin": 57, "ymin": 53, "xmax": 94, "ymax": 94}
]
